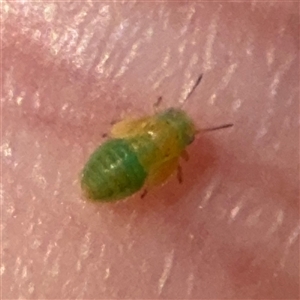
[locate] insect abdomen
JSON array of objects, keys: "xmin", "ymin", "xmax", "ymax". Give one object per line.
[{"xmin": 81, "ymin": 139, "xmax": 147, "ymax": 201}]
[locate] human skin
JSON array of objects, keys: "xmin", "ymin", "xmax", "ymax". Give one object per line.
[{"xmin": 2, "ymin": 2, "xmax": 299, "ymax": 299}]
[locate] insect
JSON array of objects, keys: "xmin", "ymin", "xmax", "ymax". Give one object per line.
[{"xmin": 81, "ymin": 74, "xmax": 233, "ymax": 202}]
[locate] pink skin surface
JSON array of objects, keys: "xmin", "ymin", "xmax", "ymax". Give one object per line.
[{"xmin": 2, "ymin": 2, "xmax": 299, "ymax": 299}]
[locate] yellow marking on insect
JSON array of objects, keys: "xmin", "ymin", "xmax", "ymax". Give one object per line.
[
  {"xmin": 81, "ymin": 74, "xmax": 233, "ymax": 202},
  {"xmin": 110, "ymin": 117, "xmax": 151, "ymax": 138}
]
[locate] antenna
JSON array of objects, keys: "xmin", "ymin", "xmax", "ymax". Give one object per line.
[
  {"xmin": 178, "ymin": 74, "xmax": 233, "ymax": 132},
  {"xmin": 198, "ymin": 123, "xmax": 234, "ymax": 133},
  {"xmin": 185, "ymin": 73, "xmax": 203, "ymax": 101}
]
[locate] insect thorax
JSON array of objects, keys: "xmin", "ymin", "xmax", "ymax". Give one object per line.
[
  {"xmin": 127, "ymin": 108, "xmax": 196, "ymax": 171},
  {"xmin": 156, "ymin": 108, "xmax": 196, "ymax": 147}
]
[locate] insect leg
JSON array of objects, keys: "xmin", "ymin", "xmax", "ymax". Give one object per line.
[
  {"xmin": 177, "ymin": 165, "xmax": 183, "ymax": 184},
  {"xmin": 110, "ymin": 120, "xmax": 118, "ymax": 125},
  {"xmin": 110, "ymin": 109, "xmax": 129, "ymax": 126},
  {"xmin": 181, "ymin": 150, "xmax": 189, "ymax": 161},
  {"xmin": 153, "ymin": 96, "xmax": 163, "ymax": 113},
  {"xmin": 140, "ymin": 189, "xmax": 148, "ymax": 199}
]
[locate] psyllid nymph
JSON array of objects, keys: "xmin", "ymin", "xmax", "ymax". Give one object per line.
[{"xmin": 81, "ymin": 75, "xmax": 233, "ymax": 202}]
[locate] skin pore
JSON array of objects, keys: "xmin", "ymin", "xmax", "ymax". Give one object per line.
[{"xmin": 2, "ymin": 2, "xmax": 299, "ymax": 299}]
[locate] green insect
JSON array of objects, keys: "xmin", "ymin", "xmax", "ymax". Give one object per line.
[{"xmin": 81, "ymin": 75, "xmax": 233, "ymax": 202}]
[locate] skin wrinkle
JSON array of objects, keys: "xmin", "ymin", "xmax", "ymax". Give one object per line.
[
  {"xmin": 203, "ymin": 8, "xmax": 220, "ymax": 72},
  {"xmin": 2, "ymin": 2, "xmax": 299, "ymax": 299},
  {"xmin": 280, "ymin": 224, "xmax": 300, "ymax": 270},
  {"xmin": 269, "ymin": 55, "xmax": 295, "ymax": 98},
  {"xmin": 208, "ymin": 62, "xmax": 238, "ymax": 105},
  {"xmin": 158, "ymin": 249, "xmax": 175, "ymax": 295}
]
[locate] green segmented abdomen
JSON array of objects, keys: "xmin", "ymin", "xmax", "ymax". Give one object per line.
[{"xmin": 81, "ymin": 139, "xmax": 147, "ymax": 201}]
